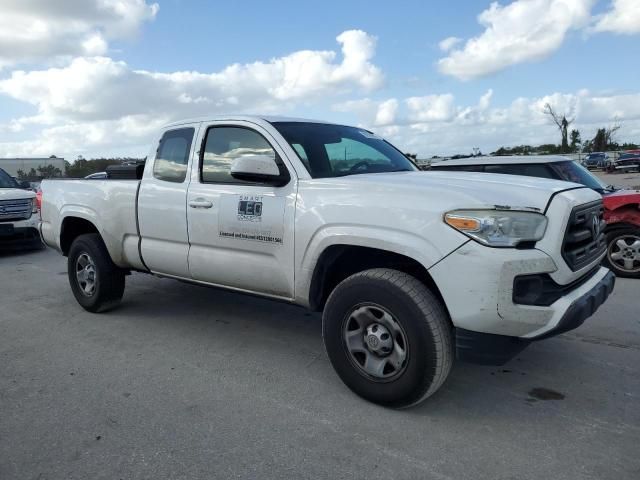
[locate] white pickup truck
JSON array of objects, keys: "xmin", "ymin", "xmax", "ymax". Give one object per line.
[
  {"xmin": 0, "ymin": 167, "xmax": 40, "ymax": 248},
  {"xmin": 41, "ymin": 116, "xmax": 615, "ymax": 407}
]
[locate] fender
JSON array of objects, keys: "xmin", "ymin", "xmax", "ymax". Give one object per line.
[
  {"xmin": 294, "ymin": 223, "xmax": 468, "ymax": 306},
  {"xmin": 603, "ymin": 191, "xmax": 640, "ymax": 227},
  {"xmin": 604, "ymin": 207, "xmax": 640, "ymax": 228},
  {"xmin": 60, "ymin": 206, "xmax": 127, "ymax": 266}
]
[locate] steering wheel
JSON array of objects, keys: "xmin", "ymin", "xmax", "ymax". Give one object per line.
[{"xmin": 349, "ymin": 161, "xmax": 370, "ymax": 172}]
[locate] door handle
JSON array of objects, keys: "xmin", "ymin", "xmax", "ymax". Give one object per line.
[{"xmin": 189, "ymin": 199, "xmax": 213, "ymax": 209}]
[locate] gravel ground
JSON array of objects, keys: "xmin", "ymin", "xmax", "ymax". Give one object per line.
[
  {"xmin": 1, "ymin": 247, "xmax": 639, "ymax": 480},
  {"xmin": 593, "ymin": 170, "xmax": 640, "ymax": 190}
]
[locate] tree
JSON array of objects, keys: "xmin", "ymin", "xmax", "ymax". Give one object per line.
[
  {"xmin": 590, "ymin": 119, "xmax": 622, "ymax": 152},
  {"xmin": 543, "ymin": 103, "xmax": 574, "ymax": 153},
  {"xmin": 569, "ymin": 129, "xmax": 581, "ymax": 152},
  {"xmin": 604, "ymin": 118, "xmax": 621, "ymax": 150},
  {"xmin": 37, "ymin": 164, "xmax": 62, "ymax": 178},
  {"xmin": 592, "ymin": 128, "xmax": 607, "ymax": 152}
]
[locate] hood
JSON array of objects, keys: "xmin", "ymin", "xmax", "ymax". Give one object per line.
[
  {"xmin": 0, "ymin": 188, "xmax": 36, "ymax": 201},
  {"xmin": 331, "ymin": 171, "xmax": 584, "ymax": 212}
]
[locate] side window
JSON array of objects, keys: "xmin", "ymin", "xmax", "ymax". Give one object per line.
[
  {"xmin": 153, "ymin": 128, "xmax": 195, "ymax": 183},
  {"xmin": 201, "ymin": 126, "xmax": 278, "ymax": 184}
]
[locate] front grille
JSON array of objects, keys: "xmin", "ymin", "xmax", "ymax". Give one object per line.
[
  {"xmin": 0, "ymin": 198, "xmax": 32, "ymax": 222},
  {"xmin": 562, "ymin": 200, "xmax": 606, "ymax": 271}
]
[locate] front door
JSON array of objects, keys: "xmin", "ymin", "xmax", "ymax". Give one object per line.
[{"xmin": 186, "ymin": 121, "xmax": 296, "ymax": 298}]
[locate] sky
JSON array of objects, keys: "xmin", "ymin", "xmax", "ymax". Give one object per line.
[{"xmin": 0, "ymin": 0, "xmax": 639, "ymax": 160}]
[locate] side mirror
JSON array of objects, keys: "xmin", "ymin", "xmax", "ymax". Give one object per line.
[
  {"xmin": 19, "ymin": 181, "xmax": 32, "ymax": 189},
  {"xmin": 230, "ymin": 154, "xmax": 289, "ymax": 186}
]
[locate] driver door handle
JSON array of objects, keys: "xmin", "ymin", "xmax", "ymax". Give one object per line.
[{"xmin": 189, "ymin": 199, "xmax": 213, "ymax": 209}]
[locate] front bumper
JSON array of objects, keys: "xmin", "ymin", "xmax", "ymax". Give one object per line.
[
  {"xmin": 0, "ymin": 216, "xmax": 42, "ymax": 249},
  {"xmin": 454, "ymin": 269, "xmax": 615, "ymax": 364},
  {"xmin": 430, "ymin": 240, "xmax": 611, "ymax": 338}
]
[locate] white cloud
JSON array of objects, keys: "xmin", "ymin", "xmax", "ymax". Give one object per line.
[
  {"xmin": 334, "ymin": 89, "xmax": 640, "ymax": 156},
  {"xmin": 592, "ymin": 0, "xmax": 640, "ymax": 34},
  {"xmin": 0, "ymin": 30, "xmax": 383, "ymax": 157},
  {"xmin": 374, "ymin": 99, "xmax": 399, "ymax": 125},
  {"xmin": 0, "ymin": 0, "xmax": 159, "ymax": 68},
  {"xmin": 438, "ymin": 0, "xmax": 595, "ymax": 80},
  {"xmin": 406, "ymin": 94, "xmax": 456, "ymax": 122},
  {"xmin": 438, "ymin": 36, "xmax": 462, "ymax": 52}
]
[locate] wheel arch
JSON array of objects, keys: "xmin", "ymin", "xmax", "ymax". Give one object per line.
[
  {"xmin": 307, "ymin": 244, "xmax": 449, "ymax": 315},
  {"xmin": 60, "ymin": 216, "xmax": 101, "ymax": 256}
]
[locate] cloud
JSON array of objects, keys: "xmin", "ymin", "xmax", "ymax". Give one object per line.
[
  {"xmin": 438, "ymin": 37, "xmax": 462, "ymax": 52},
  {"xmin": 406, "ymin": 94, "xmax": 456, "ymax": 122},
  {"xmin": 437, "ymin": 0, "xmax": 595, "ymax": 80},
  {"xmin": 592, "ymin": 0, "xmax": 640, "ymax": 34},
  {"xmin": 334, "ymin": 89, "xmax": 640, "ymax": 155},
  {"xmin": 0, "ymin": 0, "xmax": 159, "ymax": 68},
  {"xmin": 0, "ymin": 30, "xmax": 383, "ymax": 157},
  {"xmin": 374, "ymin": 99, "xmax": 399, "ymax": 125}
]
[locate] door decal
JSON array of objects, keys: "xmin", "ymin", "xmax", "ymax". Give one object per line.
[{"xmin": 219, "ymin": 194, "xmax": 284, "ymax": 244}]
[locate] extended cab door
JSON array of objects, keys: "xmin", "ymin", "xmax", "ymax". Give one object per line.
[
  {"xmin": 186, "ymin": 121, "xmax": 296, "ymax": 298},
  {"xmin": 138, "ymin": 123, "xmax": 200, "ymax": 277}
]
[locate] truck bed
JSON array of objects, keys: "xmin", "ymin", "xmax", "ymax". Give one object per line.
[{"xmin": 40, "ymin": 179, "xmax": 144, "ymax": 269}]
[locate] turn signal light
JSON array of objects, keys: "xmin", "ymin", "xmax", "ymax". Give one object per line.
[{"xmin": 444, "ymin": 215, "xmax": 480, "ymax": 231}]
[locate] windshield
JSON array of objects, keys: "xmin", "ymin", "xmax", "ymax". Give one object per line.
[
  {"xmin": 0, "ymin": 168, "xmax": 19, "ymax": 188},
  {"xmin": 550, "ymin": 161, "xmax": 609, "ymax": 192},
  {"xmin": 272, "ymin": 122, "xmax": 416, "ymax": 178}
]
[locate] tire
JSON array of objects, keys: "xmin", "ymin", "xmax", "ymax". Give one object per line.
[
  {"xmin": 67, "ymin": 233, "xmax": 125, "ymax": 312},
  {"xmin": 322, "ymin": 268, "xmax": 453, "ymax": 408},
  {"xmin": 603, "ymin": 227, "xmax": 640, "ymax": 278}
]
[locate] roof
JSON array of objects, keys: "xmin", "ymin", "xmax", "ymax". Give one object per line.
[
  {"xmin": 431, "ymin": 155, "xmax": 572, "ymax": 167},
  {"xmin": 163, "ymin": 114, "xmax": 335, "ymax": 129}
]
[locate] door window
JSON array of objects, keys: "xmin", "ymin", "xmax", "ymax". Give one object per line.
[
  {"xmin": 201, "ymin": 127, "xmax": 278, "ymax": 184},
  {"xmin": 153, "ymin": 128, "xmax": 195, "ymax": 183}
]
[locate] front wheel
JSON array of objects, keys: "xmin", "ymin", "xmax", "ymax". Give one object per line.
[
  {"xmin": 604, "ymin": 227, "xmax": 640, "ymax": 278},
  {"xmin": 68, "ymin": 233, "xmax": 125, "ymax": 312},
  {"xmin": 322, "ymin": 268, "xmax": 453, "ymax": 408}
]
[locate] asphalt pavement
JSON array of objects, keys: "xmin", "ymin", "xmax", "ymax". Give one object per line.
[{"xmin": 1, "ymin": 247, "xmax": 639, "ymax": 480}]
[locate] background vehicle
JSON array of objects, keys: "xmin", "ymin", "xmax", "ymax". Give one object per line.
[
  {"xmin": 84, "ymin": 172, "xmax": 108, "ymax": 179},
  {"xmin": 582, "ymin": 152, "xmax": 608, "ymax": 169},
  {"xmin": 432, "ymin": 156, "xmax": 640, "ymax": 278},
  {"xmin": 608, "ymin": 151, "xmax": 640, "ymax": 173},
  {"xmin": 0, "ymin": 167, "xmax": 41, "ymax": 249},
  {"xmin": 40, "ymin": 116, "xmax": 614, "ymax": 407}
]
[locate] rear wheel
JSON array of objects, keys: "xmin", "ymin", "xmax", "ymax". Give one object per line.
[
  {"xmin": 322, "ymin": 268, "xmax": 453, "ymax": 408},
  {"xmin": 603, "ymin": 227, "xmax": 640, "ymax": 278},
  {"xmin": 68, "ymin": 233, "xmax": 125, "ymax": 312}
]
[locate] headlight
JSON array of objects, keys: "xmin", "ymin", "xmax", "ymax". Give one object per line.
[
  {"xmin": 444, "ymin": 209, "xmax": 548, "ymax": 247},
  {"xmin": 31, "ymin": 198, "xmax": 38, "ymax": 213}
]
